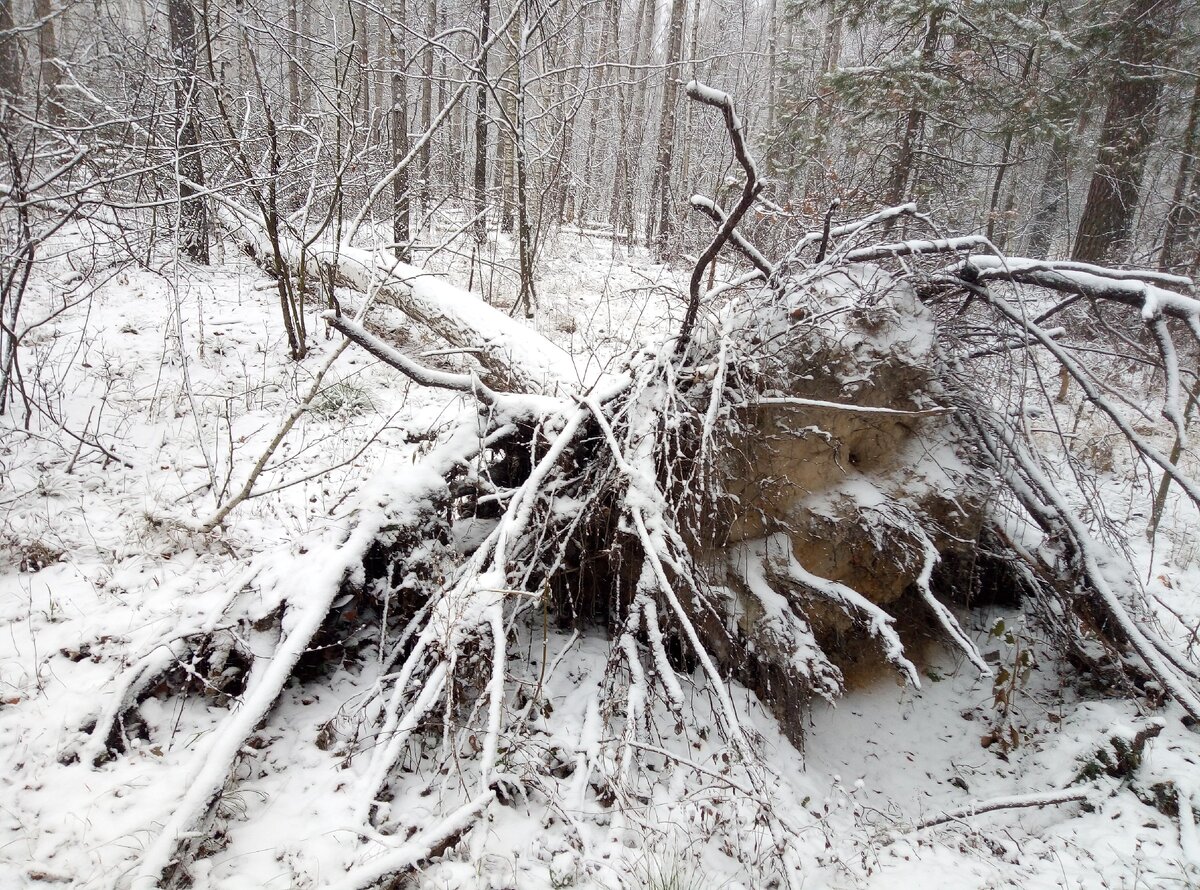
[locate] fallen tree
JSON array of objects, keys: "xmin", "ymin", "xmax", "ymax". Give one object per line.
[{"xmin": 75, "ymin": 83, "xmax": 1200, "ymax": 888}]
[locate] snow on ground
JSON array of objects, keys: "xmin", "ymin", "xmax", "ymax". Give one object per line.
[{"xmin": 2, "ymin": 222, "xmax": 1199, "ymax": 888}]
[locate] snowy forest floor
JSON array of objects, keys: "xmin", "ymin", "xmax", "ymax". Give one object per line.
[{"xmin": 2, "ymin": 218, "xmax": 1200, "ymax": 889}]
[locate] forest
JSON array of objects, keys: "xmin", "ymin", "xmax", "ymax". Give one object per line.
[{"xmin": 2, "ymin": 0, "xmax": 1200, "ymax": 886}]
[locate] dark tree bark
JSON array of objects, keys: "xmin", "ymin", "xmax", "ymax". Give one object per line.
[
  {"xmin": 881, "ymin": 11, "xmax": 942, "ymax": 219},
  {"xmin": 419, "ymin": 0, "xmax": 436, "ymax": 212},
  {"xmin": 985, "ymin": 30, "xmax": 1041, "ymax": 249},
  {"xmin": 391, "ymin": 0, "xmax": 412, "ymax": 261},
  {"xmin": 167, "ymin": 0, "xmax": 210, "ymax": 264},
  {"xmin": 0, "ymin": 0, "xmax": 19, "ymax": 101},
  {"xmin": 578, "ymin": 0, "xmax": 617, "ymax": 224},
  {"xmin": 472, "ymin": 0, "xmax": 490, "ymax": 242},
  {"xmin": 511, "ymin": 3, "xmax": 535, "ymax": 316},
  {"xmin": 353, "ymin": 0, "xmax": 371, "ymax": 128},
  {"xmin": 1160, "ymin": 77, "xmax": 1200, "ymax": 274},
  {"xmin": 1071, "ymin": 0, "xmax": 1173, "ymax": 264}
]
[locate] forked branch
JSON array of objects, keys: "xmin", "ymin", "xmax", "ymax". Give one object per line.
[{"xmin": 678, "ymin": 81, "xmax": 764, "ymax": 355}]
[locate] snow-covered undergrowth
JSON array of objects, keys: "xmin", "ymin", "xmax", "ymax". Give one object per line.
[{"xmin": 2, "ymin": 221, "xmax": 1199, "ymax": 889}]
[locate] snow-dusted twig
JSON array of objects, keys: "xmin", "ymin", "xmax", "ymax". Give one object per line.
[
  {"xmin": 910, "ymin": 786, "xmax": 1095, "ymax": 832},
  {"xmin": 967, "ymin": 286, "xmax": 1200, "ymax": 512},
  {"xmin": 972, "ymin": 415, "xmax": 1200, "ymax": 721},
  {"xmin": 328, "ymin": 792, "xmax": 495, "ymax": 890},
  {"xmin": 842, "ymin": 235, "xmax": 992, "ymax": 264},
  {"xmin": 322, "ymin": 311, "xmax": 501, "ymax": 404},
  {"xmin": 201, "ymin": 339, "xmax": 349, "ymax": 531},
  {"xmin": 1178, "ymin": 785, "xmax": 1199, "ymax": 868},
  {"xmin": 752, "ymin": 396, "xmax": 951, "ymax": 416}
]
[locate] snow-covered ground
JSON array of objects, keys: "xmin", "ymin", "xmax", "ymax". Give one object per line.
[{"xmin": 2, "ymin": 223, "xmax": 1199, "ymax": 888}]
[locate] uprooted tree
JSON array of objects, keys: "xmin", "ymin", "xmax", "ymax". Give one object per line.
[{"xmin": 77, "ymin": 84, "xmax": 1200, "ymax": 889}]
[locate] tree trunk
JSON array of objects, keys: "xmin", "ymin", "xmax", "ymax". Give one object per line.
[
  {"xmin": 985, "ymin": 35, "xmax": 1040, "ymax": 249},
  {"xmin": 497, "ymin": 14, "xmax": 517, "ymax": 235},
  {"xmin": 1160, "ymin": 77, "xmax": 1200, "ymax": 274},
  {"xmin": 647, "ymin": 0, "xmax": 687, "ymax": 252},
  {"xmin": 677, "ymin": 0, "xmax": 703, "ymax": 196},
  {"xmin": 513, "ymin": 8, "xmax": 536, "ymax": 317},
  {"xmin": 551, "ymin": 10, "xmax": 587, "ymax": 225},
  {"xmin": 578, "ymin": 0, "xmax": 617, "ymax": 225},
  {"xmin": 287, "ymin": 0, "xmax": 301, "ymax": 124},
  {"xmin": 419, "ymin": 0, "xmax": 436, "ymax": 212},
  {"xmin": 609, "ymin": 0, "xmax": 653, "ymax": 241},
  {"xmin": 391, "ymin": 0, "xmax": 411, "ymax": 261},
  {"xmin": 0, "ymin": 0, "xmax": 19, "ymax": 101},
  {"xmin": 1071, "ymin": 0, "xmax": 1173, "ymax": 265},
  {"xmin": 882, "ymin": 10, "xmax": 942, "ymax": 218},
  {"xmin": 32, "ymin": 0, "xmax": 63, "ymax": 122},
  {"xmin": 353, "ymin": 0, "xmax": 371, "ymax": 130},
  {"xmin": 473, "ymin": 0, "xmax": 490, "ymax": 242},
  {"xmin": 167, "ymin": 0, "xmax": 210, "ymax": 264},
  {"xmin": 765, "ymin": 0, "xmax": 778, "ymax": 137}
]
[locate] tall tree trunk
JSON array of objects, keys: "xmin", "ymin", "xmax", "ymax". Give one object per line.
[
  {"xmin": 513, "ymin": 6, "xmax": 536, "ymax": 317},
  {"xmin": 677, "ymin": 0, "xmax": 703, "ymax": 197},
  {"xmin": 1160, "ymin": 77, "xmax": 1200, "ymax": 274},
  {"xmin": 32, "ymin": 0, "xmax": 63, "ymax": 122},
  {"xmin": 985, "ymin": 36, "xmax": 1040, "ymax": 249},
  {"xmin": 167, "ymin": 0, "xmax": 209, "ymax": 264},
  {"xmin": 472, "ymin": 0, "xmax": 491, "ymax": 242},
  {"xmin": 577, "ymin": 0, "xmax": 617, "ymax": 225},
  {"xmin": 0, "ymin": 0, "xmax": 19, "ymax": 101},
  {"xmin": 552, "ymin": 10, "xmax": 587, "ymax": 225},
  {"xmin": 287, "ymin": 0, "xmax": 301, "ymax": 124},
  {"xmin": 801, "ymin": 9, "xmax": 842, "ymax": 202},
  {"xmin": 647, "ymin": 0, "xmax": 687, "ymax": 252},
  {"xmin": 609, "ymin": 0, "xmax": 653, "ymax": 240},
  {"xmin": 419, "ymin": 0, "xmax": 436, "ymax": 212},
  {"xmin": 764, "ymin": 0, "xmax": 778, "ymax": 137},
  {"xmin": 353, "ymin": 0, "xmax": 371, "ymax": 131},
  {"xmin": 497, "ymin": 13, "xmax": 517, "ymax": 234},
  {"xmin": 391, "ymin": 0, "xmax": 411, "ymax": 261},
  {"xmin": 1071, "ymin": 0, "xmax": 1173, "ymax": 264},
  {"xmin": 882, "ymin": 10, "xmax": 941, "ymax": 217}
]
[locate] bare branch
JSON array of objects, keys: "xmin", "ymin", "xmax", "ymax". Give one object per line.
[{"xmin": 677, "ymin": 81, "xmax": 764, "ymax": 355}]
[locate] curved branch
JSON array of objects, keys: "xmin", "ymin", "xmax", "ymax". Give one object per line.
[
  {"xmin": 322, "ymin": 311, "xmax": 502, "ymax": 405},
  {"xmin": 688, "ymin": 195, "xmax": 774, "ymax": 277},
  {"xmin": 677, "ymin": 81, "xmax": 764, "ymax": 356}
]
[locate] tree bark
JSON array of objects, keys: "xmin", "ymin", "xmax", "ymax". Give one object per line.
[
  {"xmin": 577, "ymin": 0, "xmax": 618, "ymax": 225},
  {"xmin": 1071, "ymin": 0, "xmax": 1173, "ymax": 264},
  {"xmin": 32, "ymin": 0, "xmax": 63, "ymax": 123},
  {"xmin": 419, "ymin": 0, "xmax": 436, "ymax": 212},
  {"xmin": 353, "ymin": 0, "xmax": 371, "ymax": 130},
  {"xmin": 391, "ymin": 0, "xmax": 412, "ymax": 261},
  {"xmin": 472, "ymin": 0, "xmax": 490, "ymax": 242},
  {"xmin": 287, "ymin": 0, "xmax": 301, "ymax": 124},
  {"xmin": 1160, "ymin": 76, "xmax": 1200, "ymax": 274},
  {"xmin": 513, "ymin": 3, "xmax": 535, "ymax": 315},
  {"xmin": 497, "ymin": 13, "xmax": 517, "ymax": 234},
  {"xmin": 647, "ymin": 0, "xmax": 687, "ymax": 252},
  {"xmin": 167, "ymin": 0, "xmax": 209, "ymax": 264},
  {"xmin": 0, "ymin": 0, "xmax": 19, "ymax": 101},
  {"xmin": 882, "ymin": 10, "xmax": 942, "ymax": 218},
  {"xmin": 609, "ymin": 0, "xmax": 653, "ymax": 241},
  {"xmin": 985, "ymin": 36, "xmax": 1040, "ymax": 249}
]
